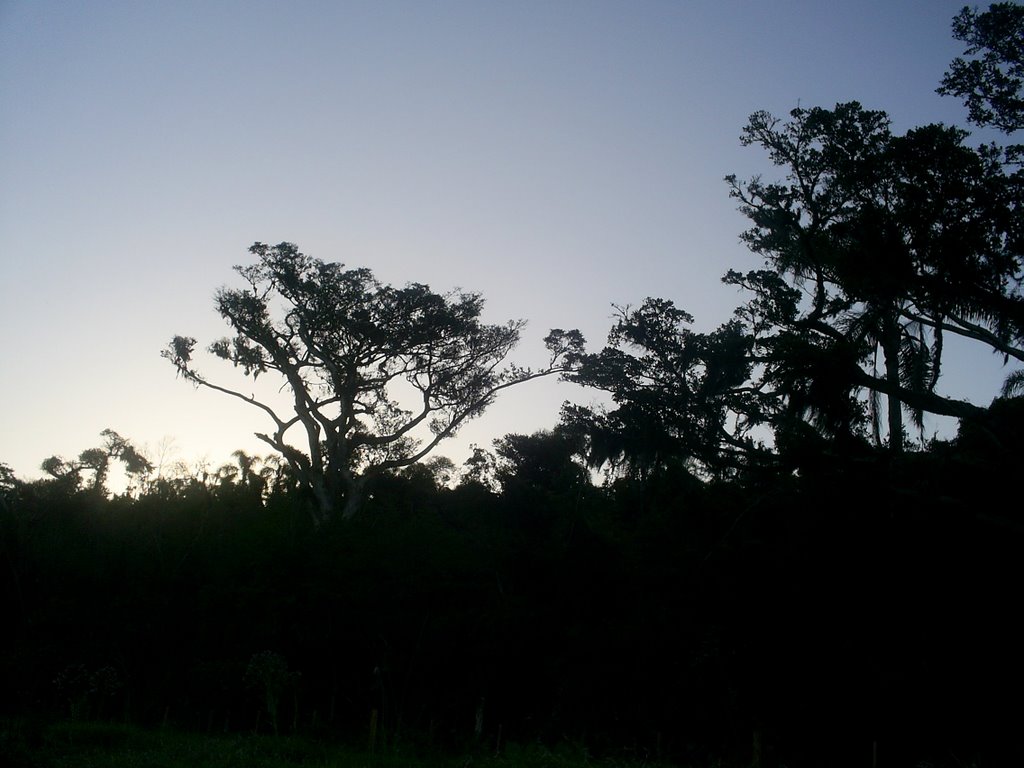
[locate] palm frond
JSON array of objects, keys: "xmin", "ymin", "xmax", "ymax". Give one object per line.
[
  {"xmin": 899, "ymin": 326, "xmax": 933, "ymax": 434},
  {"xmin": 1001, "ymin": 369, "xmax": 1024, "ymax": 397}
]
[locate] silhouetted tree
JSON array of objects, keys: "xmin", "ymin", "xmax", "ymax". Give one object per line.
[
  {"xmin": 493, "ymin": 429, "xmax": 588, "ymax": 497},
  {"xmin": 939, "ymin": 2, "xmax": 1024, "ymax": 137},
  {"xmin": 562, "ymin": 299, "xmax": 775, "ymax": 479},
  {"xmin": 458, "ymin": 443, "xmax": 499, "ymax": 491},
  {"xmin": 726, "ymin": 103, "xmax": 1022, "ymax": 450},
  {"xmin": 165, "ymin": 242, "xmax": 584, "ymax": 524},
  {"xmin": 40, "ymin": 429, "xmax": 152, "ymax": 495},
  {"xmin": 398, "ymin": 454, "xmax": 457, "ymax": 489}
]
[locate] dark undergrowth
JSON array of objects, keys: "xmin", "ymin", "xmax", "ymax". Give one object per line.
[{"xmin": 1, "ymin": 718, "xmax": 679, "ymax": 768}]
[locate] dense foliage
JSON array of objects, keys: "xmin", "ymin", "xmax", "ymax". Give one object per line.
[{"xmin": 3, "ymin": 421, "xmax": 1024, "ymax": 766}]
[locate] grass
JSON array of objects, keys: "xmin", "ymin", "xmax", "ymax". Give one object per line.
[{"xmin": 1, "ymin": 719, "xmax": 678, "ymax": 768}]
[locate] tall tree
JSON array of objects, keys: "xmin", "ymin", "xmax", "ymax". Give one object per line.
[
  {"xmin": 165, "ymin": 242, "xmax": 584, "ymax": 524},
  {"xmin": 726, "ymin": 103, "xmax": 1022, "ymax": 450},
  {"xmin": 937, "ymin": 2, "xmax": 1024, "ymax": 394}
]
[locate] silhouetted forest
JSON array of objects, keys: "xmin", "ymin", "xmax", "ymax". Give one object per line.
[
  {"xmin": 3, "ymin": 5, "xmax": 1024, "ymax": 766},
  {"xmin": 4, "ymin": 414, "xmax": 1024, "ymax": 766}
]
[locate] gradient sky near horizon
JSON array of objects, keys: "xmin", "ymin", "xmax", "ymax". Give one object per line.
[{"xmin": 1, "ymin": 1, "xmax": 1017, "ymax": 483}]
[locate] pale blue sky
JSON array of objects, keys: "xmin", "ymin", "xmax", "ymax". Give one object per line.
[{"xmin": 1, "ymin": 1, "xmax": 1013, "ymax": 482}]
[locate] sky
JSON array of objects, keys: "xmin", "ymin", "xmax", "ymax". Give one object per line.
[{"xmin": 1, "ymin": 0, "xmax": 1018, "ymax": 484}]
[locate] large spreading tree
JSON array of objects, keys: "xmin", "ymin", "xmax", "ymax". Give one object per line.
[{"xmin": 165, "ymin": 242, "xmax": 583, "ymax": 524}]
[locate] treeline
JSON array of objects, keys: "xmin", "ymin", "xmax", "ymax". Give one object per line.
[{"xmin": 2, "ymin": 409, "xmax": 1024, "ymax": 766}]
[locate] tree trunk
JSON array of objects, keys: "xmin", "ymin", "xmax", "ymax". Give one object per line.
[
  {"xmin": 881, "ymin": 316, "xmax": 904, "ymax": 454},
  {"xmin": 308, "ymin": 474, "xmax": 335, "ymax": 528},
  {"xmin": 341, "ymin": 475, "xmax": 367, "ymax": 520}
]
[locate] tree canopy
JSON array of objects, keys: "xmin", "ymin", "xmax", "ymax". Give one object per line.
[
  {"xmin": 939, "ymin": 2, "xmax": 1024, "ymax": 135},
  {"xmin": 724, "ymin": 102, "xmax": 1022, "ymax": 451},
  {"xmin": 164, "ymin": 242, "xmax": 584, "ymax": 524},
  {"xmin": 561, "ymin": 95, "xmax": 1023, "ymax": 473},
  {"xmin": 561, "ymin": 299, "xmax": 774, "ymax": 480},
  {"xmin": 40, "ymin": 429, "xmax": 152, "ymax": 495}
]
